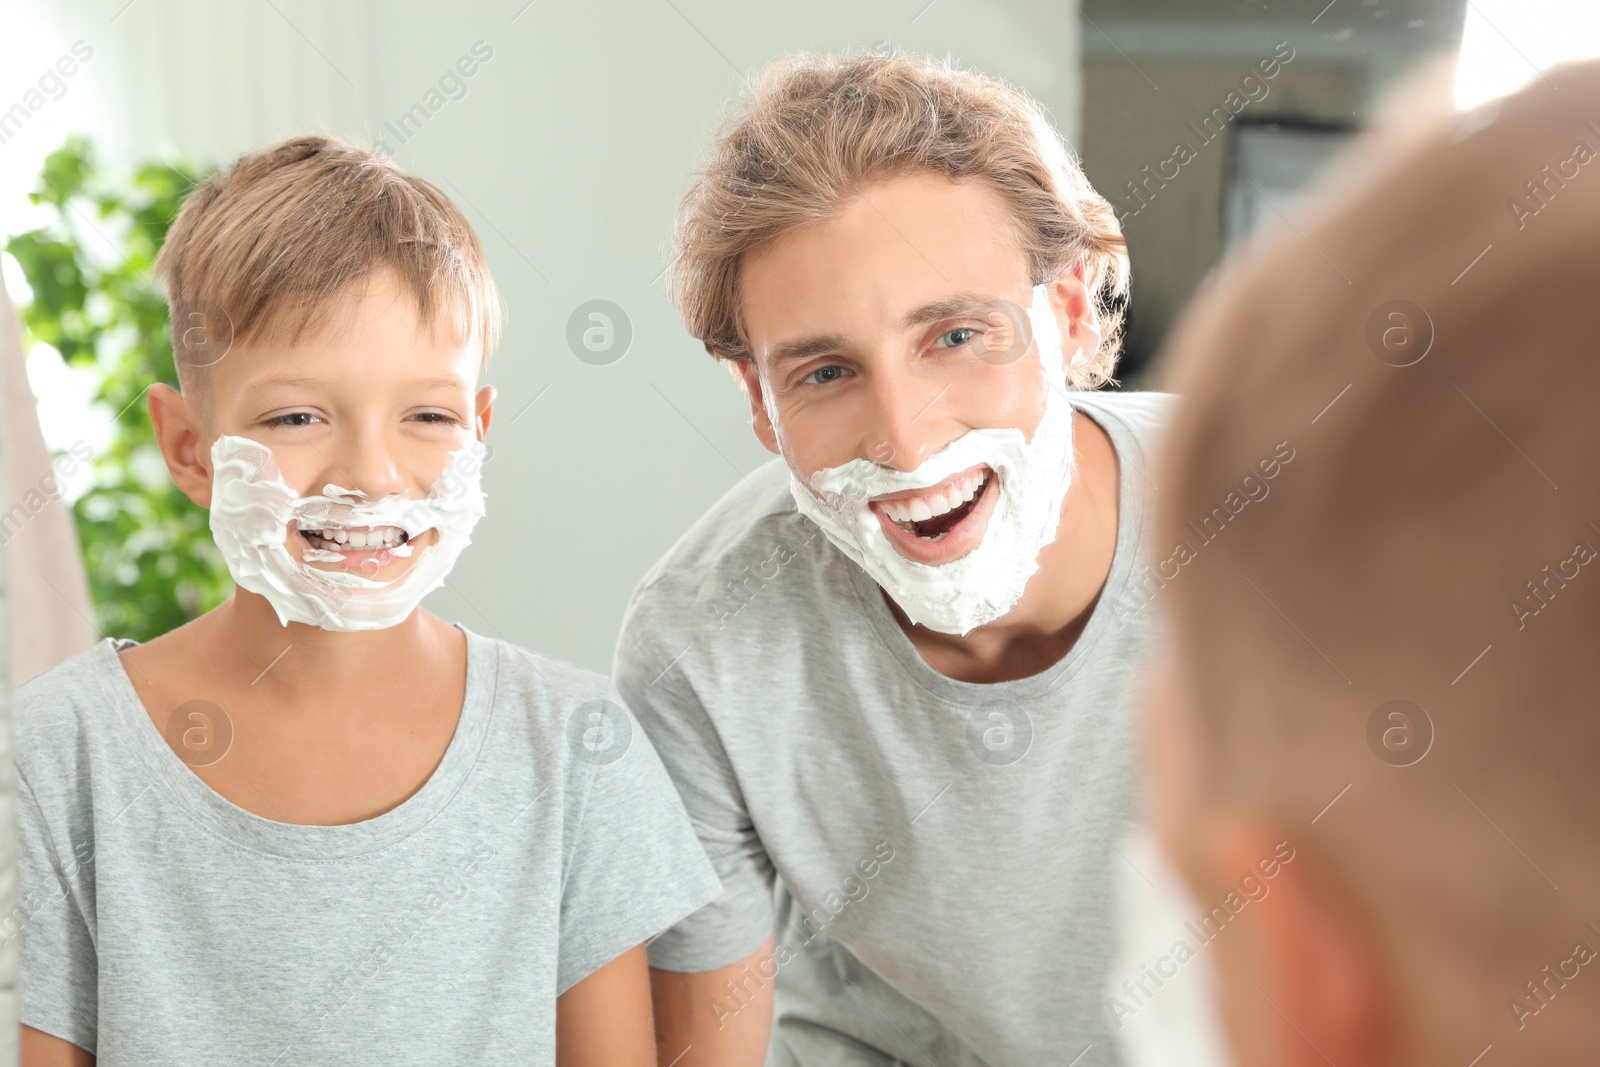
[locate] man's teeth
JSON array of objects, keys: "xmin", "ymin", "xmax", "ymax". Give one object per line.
[
  {"xmin": 878, "ymin": 472, "xmax": 988, "ymax": 525},
  {"xmin": 302, "ymin": 526, "xmax": 408, "ymax": 551}
]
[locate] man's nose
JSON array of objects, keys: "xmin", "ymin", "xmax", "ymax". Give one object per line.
[{"xmin": 861, "ymin": 366, "xmax": 954, "ymax": 472}]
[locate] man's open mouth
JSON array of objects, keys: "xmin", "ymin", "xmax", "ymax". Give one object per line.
[
  {"xmin": 298, "ymin": 525, "xmax": 410, "ymax": 553},
  {"xmin": 872, "ymin": 466, "xmax": 994, "ymax": 542}
]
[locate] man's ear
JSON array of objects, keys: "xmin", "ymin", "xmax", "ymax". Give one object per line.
[
  {"xmin": 474, "ymin": 384, "xmax": 496, "ymax": 440},
  {"xmin": 729, "ymin": 358, "xmax": 780, "ymax": 455},
  {"xmin": 1204, "ymin": 821, "xmax": 1405, "ymax": 1067},
  {"xmin": 149, "ymin": 384, "xmax": 214, "ymax": 508},
  {"xmin": 1047, "ymin": 263, "xmax": 1102, "ymax": 372}
]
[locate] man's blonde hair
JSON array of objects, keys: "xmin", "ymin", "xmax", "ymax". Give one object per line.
[
  {"xmin": 672, "ymin": 51, "xmax": 1129, "ymax": 388},
  {"xmin": 154, "ymin": 135, "xmax": 501, "ymax": 401}
]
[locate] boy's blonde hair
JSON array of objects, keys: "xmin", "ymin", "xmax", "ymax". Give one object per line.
[
  {"xmin": 154, "ymin": 136, "xmax": 501, "ymax": 402},
  {"xmin": 1156, "ymin": 56, "xmax": 1600, "ymax": 1049},
  {"xmin": 672, "ymin": 51, "xmax": 1129, "ymax": 388}
]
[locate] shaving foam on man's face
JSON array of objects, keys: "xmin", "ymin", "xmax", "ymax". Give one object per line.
[{"xmin": 766, "ymin": 284, "xmax": 1092, "ymax": 635}]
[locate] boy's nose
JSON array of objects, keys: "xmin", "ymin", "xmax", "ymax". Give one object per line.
[{"xmin": 321, "ymin": 432, "xmax": 416, "ymax": 500}]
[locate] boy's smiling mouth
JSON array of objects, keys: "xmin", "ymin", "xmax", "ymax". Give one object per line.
[{"xmin": 297, "ymin": 524, "xmax": 419, "ymax": 569}]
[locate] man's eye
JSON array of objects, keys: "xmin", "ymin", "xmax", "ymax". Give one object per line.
[
  {"xmin": 802, "ymin": 365, "xmax": 849, "ymax": 386},
  {"xmin": 265, "ymin": 412, "xmax": 320, "ymax": 427},
  {"xmin": 933, "ymin": 327, "xmax": 977, "ymax": 350}
]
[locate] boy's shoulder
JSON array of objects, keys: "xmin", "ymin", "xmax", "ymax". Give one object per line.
[
  {"xmin": 464, "ymin": 628, "xmax": 643, "ymax": 761},
  {"xmin": 13, "ymin": 640, "xmax": 134, "ymax": 819},
  {"xmin": 14, "ymin": 640, "xmax": 124, "ymax": 749},
  {"xmin": 16, "ymin": 638, "xmax": 122, "ymax": 703},
  {"xmin": 468, "ymin": 627, "xmax": 613, "ymax": 710}
]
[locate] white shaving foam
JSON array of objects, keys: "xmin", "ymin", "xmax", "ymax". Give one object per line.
[
  {"xmin": 207, "ymin": 435, "xmax": 487, "ymax": 630},
  {"xmin": 776, "ymin": 284, "xmax": 1092, "ymax": 635}
]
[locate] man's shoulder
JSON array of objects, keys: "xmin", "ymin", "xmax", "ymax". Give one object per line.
[
  {"xmin": 628, "ymin": 456, "xmax": 819, "ymax": 599},
  {"xmin": 1073, "ymin": 387, "xmax": 1177, "ymax": 453},
  {"xmin": 616, "ymin": 457, "xmax": 836, "ymax": 664}
]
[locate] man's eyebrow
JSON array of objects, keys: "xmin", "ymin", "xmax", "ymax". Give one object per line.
[
  {"xmin": 900, "ymin": 293, "xmax": 1006, "ymax": 330},
  {"xmin": 762, "ymin": 294, "xmax": 1012, "ymax": 366},
  {"xmin": 766, "ymin": 333, "xmax": 851, "ymax": 366}
]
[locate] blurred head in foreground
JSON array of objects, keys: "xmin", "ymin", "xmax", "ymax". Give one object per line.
[{"xmin": 1148, "ymin": 57, "xmax": 1600, "ymax": 1067}]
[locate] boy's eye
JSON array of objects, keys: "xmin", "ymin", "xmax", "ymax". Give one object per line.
[
  {"xmin": 409, "ymin": 411, "xmax": 463, "ymax": 425},
  {"xmin": 802, "ymin": 365, "xmax": 849, "ymax": 386},
  {"xmin": 265, "ymin": 412, "xmax": 321, "ymax": 428},
  {"xmin": 932, "ymin": 327, "xmax": 977, "ymax": 350}
]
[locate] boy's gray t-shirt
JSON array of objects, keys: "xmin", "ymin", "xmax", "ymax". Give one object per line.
[
  {"xmin": 615, "ymin": 390, "xmax": 1173, "ymax": 1067},
  {"xmin": 12, "ymin": 626, "xmax": 722, "ymax": 1065}
]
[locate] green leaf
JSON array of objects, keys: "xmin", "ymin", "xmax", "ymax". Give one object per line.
[{"xmin": 12, "ymin": 138, "xmax": 228, "ymax": 642}]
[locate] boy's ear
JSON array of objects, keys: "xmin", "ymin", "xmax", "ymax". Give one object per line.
[
  {"xmin": 149, "ymin": 384, "xmax": 214, "ymax": 508},
  {"xmin": 730, "ymin": 358, "xmax": 780, "ymax": 455},
  {"xmin": 474, "ymin": 384, "xmax": 495, "ymax": 440},
  {"xmin": 1204, "ymin": 822, "xmax": 1404, "ymax": 1067}
]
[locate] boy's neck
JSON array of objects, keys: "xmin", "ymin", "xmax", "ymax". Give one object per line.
[
  {"xmin": 198, "ymin": 589, "xmax": 462, "ymax": 706},
  {"xmin": 118, "ymin": 584, "xmax": 471, "ymax": 826}
]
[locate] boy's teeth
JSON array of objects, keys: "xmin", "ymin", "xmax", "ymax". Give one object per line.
[{"xmin": 304, "ymin": 526, "xmax": 406, "ymax": 551}]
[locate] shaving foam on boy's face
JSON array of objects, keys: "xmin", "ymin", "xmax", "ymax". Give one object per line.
[
  {"xmin": 208, "ymin": 436, "xmax": 487, "ymax": 631},
  {"xmin": 765, "ymin": 283, "xmax": 1094, "ymax": 636}
]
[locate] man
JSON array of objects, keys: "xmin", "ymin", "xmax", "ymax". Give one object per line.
[
  {"xmin": 1148, "ymin": 57, "xmax": 1600, "ymax": 1067},
  {"xmin": 614, "ymin": 52, "xmax": 1165, "ymax": 1066}
]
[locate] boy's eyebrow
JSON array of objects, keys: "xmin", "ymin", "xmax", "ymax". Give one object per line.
[
  {"xmin": 404, "ymin": 374, "xmax": 471, "ymax": 391},
  {"xmin": 241, "ymin": 374, "xmax": 328, "ymax": 392},
  {"xmin": 240, "ymin": 373, "xmax": 468, "ymax": 392}
]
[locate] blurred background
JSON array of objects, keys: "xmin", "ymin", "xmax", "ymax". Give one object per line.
[
  {"xmin": 12, "ymin": 0, "xmax": 1564, "ymax": 671},
  {"xmin": 3, "ymin": 0, "xmax": 1598, "ymax": 1061}
]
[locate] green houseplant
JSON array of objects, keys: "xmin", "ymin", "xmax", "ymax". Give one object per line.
[{"xmin": 6, "ymin": 137, "xmax": 230, "ymax": 642}]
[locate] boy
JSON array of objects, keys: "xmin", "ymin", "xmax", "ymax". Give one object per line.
[
  {"xmin": 1149, "ymin": 58, "xmax": 1600, "ymax": 1066},
  {"xmin": 11, "ymin": 136, "xmax": 721, "ymax": 1066}
]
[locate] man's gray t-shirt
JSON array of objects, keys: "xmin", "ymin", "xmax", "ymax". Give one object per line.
[
  {"xmin": 615, "ymin": 390, "xmax": 1173, "ymax": 1067},
  {"xmin": 12, "ymin": 626, "xmax": 723, "ymax": 1065}
]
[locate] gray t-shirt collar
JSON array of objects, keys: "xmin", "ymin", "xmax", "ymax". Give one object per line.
[{"xmin": 97, "ymin": 625, "xmax": 498, "ymax": 860}]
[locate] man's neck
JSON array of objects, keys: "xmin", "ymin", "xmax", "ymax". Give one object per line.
[{"xmin": 889, "ymin": 409, "xmax": 1122, "ymax": 684}]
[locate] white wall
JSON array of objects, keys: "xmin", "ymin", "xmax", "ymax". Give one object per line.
[{"xmin": 16, "ymin": 0, "xmax": 1084, "ymax": 672}]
